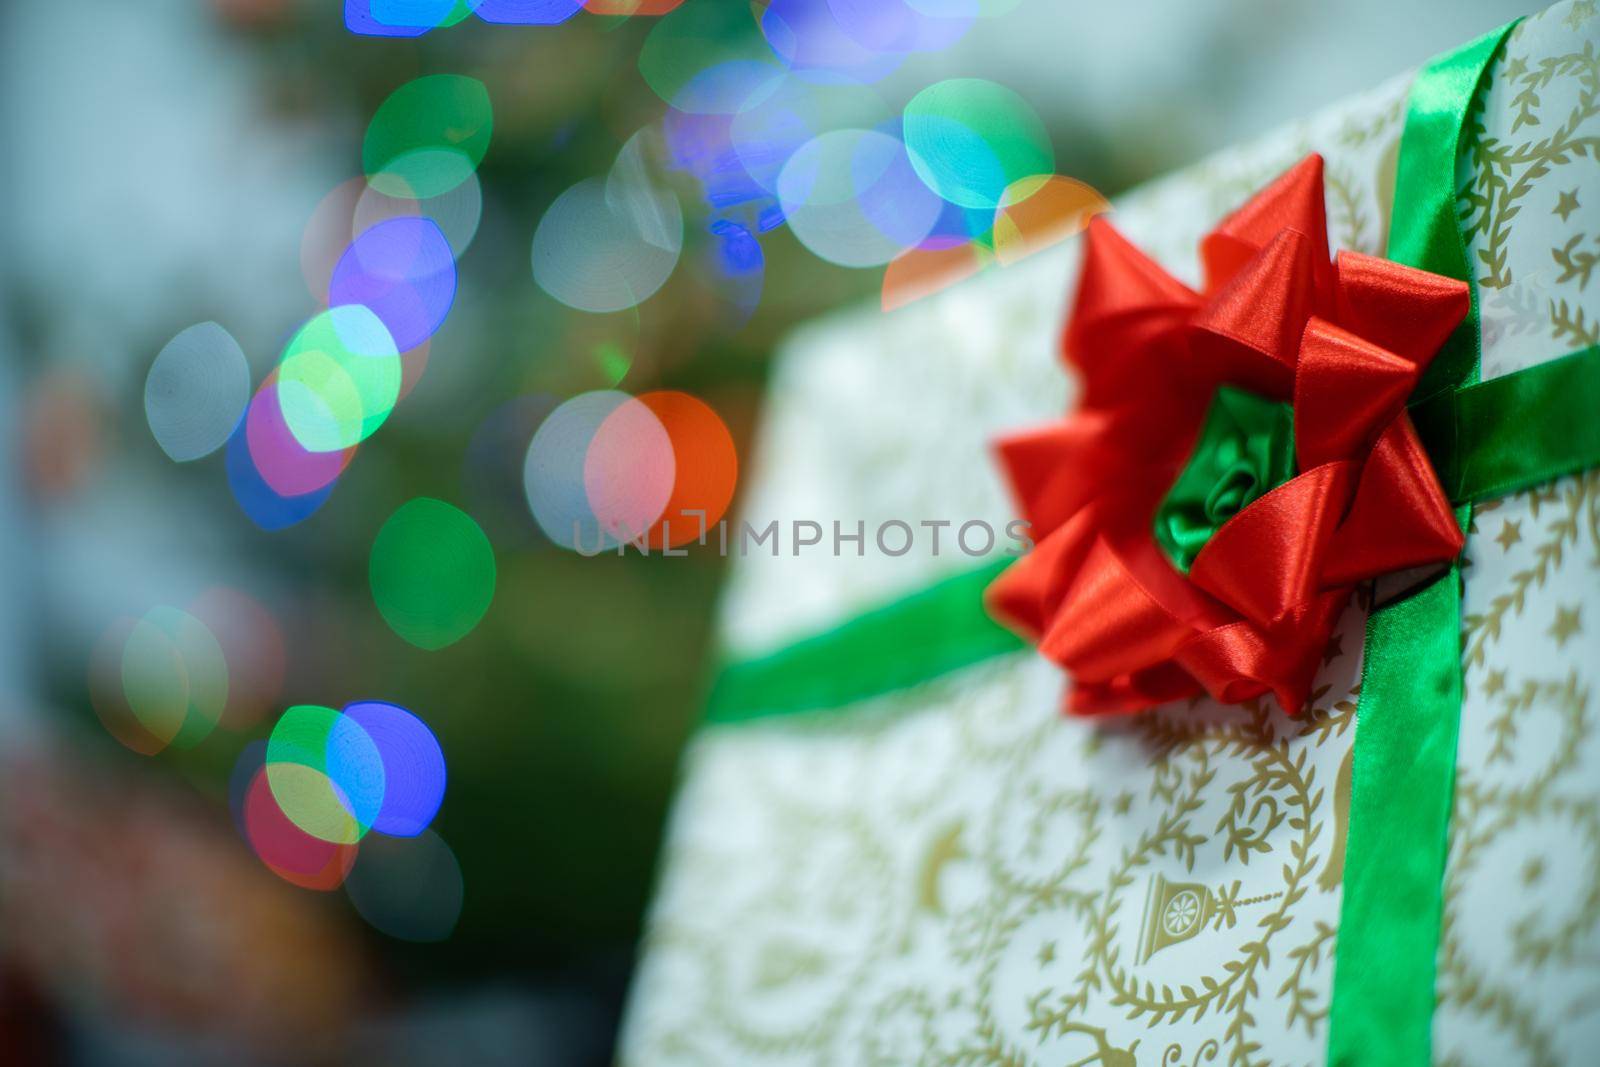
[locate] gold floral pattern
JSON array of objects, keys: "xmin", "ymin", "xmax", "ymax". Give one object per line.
[{"xmin": 622, "ymin": 4, "xmax": 1600, "ymax": 1064}]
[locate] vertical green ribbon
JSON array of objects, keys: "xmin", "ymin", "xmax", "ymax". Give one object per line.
[{"xmin": 1327, "ymin": 21, "xmax": 1518, "ymax": 1067}]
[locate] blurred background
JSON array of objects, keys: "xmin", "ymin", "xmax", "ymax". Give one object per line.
[{"xmin": 0, "ymin": 0, "xmax": 1527, "ymax": 1063}]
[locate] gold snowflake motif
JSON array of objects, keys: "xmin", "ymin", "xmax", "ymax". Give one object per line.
[{"xmin": 1548, "ymin": 603, "xmax": 1582, "ymax": 645}]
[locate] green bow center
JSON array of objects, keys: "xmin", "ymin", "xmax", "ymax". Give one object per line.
[{"xmin": 1154, "ymin": 386, "xmax": 1297, "ymax": 574}]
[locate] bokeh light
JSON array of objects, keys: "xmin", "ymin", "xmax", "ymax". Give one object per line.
[
  {"xmin": 532, "ymin": 175, "xmax": 682, "ymax": 312},
  {"xmin": 246, "ymin": 369, "xmax": 356, "ymax": 493},
  {"xmin": 301, "ymin": 178, "xmax": 369, "ymax": 300},
  {"xmin": 127, "ymin": 605, "xmax": 229, "ymax": 751},
  {"xmin": 778, "ymin": 128, "xmax": 942, "ymax": 267},
  {"xmin": 572, "ymin": 310, "xmax": 641, "ymax": 388},
  {"xmin": 226, "ymin": 415, "xmax": 341, "ymax": 531},
  {"xmin": 22, "ymin": 371, "xmax": 105, "ymax": 500},
  {"xmin": 637, "ymin": 390, "xmax": 738, "ymax": 548},
  {"xmin": 344, "ymin": 830, "xmax": 464, "ymax": 942},
  {"xmin": 89, "ymin": 617, "xmax": 170, "ymax": 756},
  {"xmin": 902, "ymin": 78, "xmax": 1053, "ymax": 210},
  {"xmin": 728, "ymin": 74, "xmax": 888, "ymax": 194},
  {"xmin": 369, "ymin": 498, "xmax": 498, "ymax": 650},
  {"xmin": 583, "ymin": 395, "xmax": 675, "ymax": 541},
  {"xmin": 638, "ymin": 2, "xmax": 788, "ymax": 113},
  {"xmin": 830, "ymin": 0, "xmax": 974, "ymax": 54},
  {"xmin": 145, "ymin": 322, "xmax": 252, "ymax": 463},
  {"xmin": 533, "ymin": 131, "xmax": 685, "ymax": 313},
  {"xmin": 189, "ymin": 586, "xmax": 286, "ymax": 731},
  {"xmin": 237, "ymin": 697, "xmax": 451, "ymax": 899},
  {"xmin": 371, "ymin": 0, "xmax": 483, "ymax": 28},
  {"xmin": 267, "ymin": 704, "xmax": 387, "ymax": 845},
  {"xmin": 329, "ymin": 217, "xmax": 458, "ymax": 353},
  {"xmin": 881, "ymin": 237, "xmax": 991, "ymax": 311},
  {"xmin": 64, "ymin": 0, "xmax": 1106, "ymax": 991},
  {"xmin": 340, "ymin": 701, "xmax": 447, "ymax": 837},
  {"xmin": 992, "ymin": 174, "xmax": 1109, "ymax": 264},
  {"xmin": 363, "ymin": 75, "xmax": 493, "ymax": 199},
  {"xmin": 346, "ymin": 0, "xmax": 435, "ymax": 37},
  {"xmin": 244, "ymin": 761, "xmax": 361, "ymax": 891},
  {"xmin": 474, "ymin": 0, "xmax": 583, "ymax": 24},
  {"xmin": 275, "ymin": 305, "xmax": 402, "ymax": 454},
  {"xmin": 354, "ymin": 165, "xmax": 484, "ymax": 257},
  {"xmin": 523, "ymin": 390, "xmax": 631, "ymax": 551},
  {"xmin": 91, "ymin": 607, "xmax": 229, "ymax": 756},
  {"xmin": 760, "ymin": 0, "xmax": 903, "ymax": 82},
  {"xmin": 522, "ymin": 389, "xmax": 737, "ymax": 552}
]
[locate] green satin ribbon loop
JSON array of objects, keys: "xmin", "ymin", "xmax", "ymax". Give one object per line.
[
  {"xmin": 1328, "ymin": 19, "xmax": 1518, "ymax": 1067},
  {"xmin": 1154, "ymin": 386, "xmax": 1297, "ymax": 573},
  {"xmin": 1414, "ymin": 344, "xmax": 1600, "ymax": 503}
]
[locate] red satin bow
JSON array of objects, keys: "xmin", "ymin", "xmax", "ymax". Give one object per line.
[{"xmin": 988, "ymin": 154, "xmax": 1469, "ymax": 715}]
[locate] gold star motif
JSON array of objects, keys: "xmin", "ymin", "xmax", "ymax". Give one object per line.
[
  {"xmin": 1521, "ymin": 857, "xmax": 1545, "ymax": 886},
  {"xmin": 1037, "ymin": 940, "xmax": 1056, "ymax": 966},
  {"xmin": 1112, "ymin": 791, "xmax": 1134, "ymax": 816},
  {"xmin": 1554, "ymin": 189, "xmax": 1581, "ymax": 222},
  {"xmin": 1565, "ymin": 0, "xmax": 1595, "ymax": 33},
  {"xmin": 1322, "ymin": 633, "xmax": 1345, "ymax": 666},
  {"xmin": 1505, "ymin": 55, "xmax": 1529, "ymax": 81},
  {"xmin": 1549, "ymin": 604, "xmax": 1582, "ymax": 647},
  {"xmin": 1483, "ymin": 669, "xmax": 1507, "ymax": 697},
  {"xmin": 1495, "ymin": 519, "xmax": 1523, "ymax": 551}
]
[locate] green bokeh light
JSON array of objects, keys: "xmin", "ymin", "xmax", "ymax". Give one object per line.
[
  {"xmin": 277, "ymin": 306, "xmax": 402, "ymax": 453},
  {"xmin": 370, "ymin": 498, "xmax": 498, "ymax": 651},
  {"xmin": 267, "ymin": 705, "xmax": 386, "ymax": 845},
  {"xmin": 902, "ymin": 78, "xmax": 1054, "ymax": 210},
  {"xmin": 120, "ymin": 605, "xmax": 227, "ymax": 750},
  {"xmin": 637, "ymin": 3, "xmax": 782, "ymax": 112},
  {"xmin": 364, "ymin": 75, "xmax": 494, "ymax": 199}
]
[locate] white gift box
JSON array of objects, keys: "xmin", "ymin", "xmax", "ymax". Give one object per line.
[{"xmin": 621, "ymin": 4, "xmax": 1600, "ymax": 1064}]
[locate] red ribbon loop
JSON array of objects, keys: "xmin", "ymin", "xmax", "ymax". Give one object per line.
[{"xmin": 990, "ymin": 152, "xmax": 1470, "ymax": 714}]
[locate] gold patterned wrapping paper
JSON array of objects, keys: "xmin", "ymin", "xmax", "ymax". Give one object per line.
[{"xmin": 620, "ymin": 5, "xmax": 1600, "ymax": 1064}]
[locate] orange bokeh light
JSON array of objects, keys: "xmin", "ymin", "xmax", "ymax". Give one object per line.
[
  {"xmin": 881, "ymin": 240, "xmax": 992, "ymax": 312},
  {"xmin": 637, "ymin": 391, "xmax": 738, "ymax": 549},
  {"xmin": 993, "ymin": 175, "xmax": 1108, "ymax": 266}
]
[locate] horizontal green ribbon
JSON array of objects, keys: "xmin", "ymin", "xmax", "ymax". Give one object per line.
[
  {"xmin": 1412, "ymin": 343, "xmax": 1600, "ymax": 503},
  {"xmin": 705, "ymin": 558, "xmax": 1022, "ymax": 724}
]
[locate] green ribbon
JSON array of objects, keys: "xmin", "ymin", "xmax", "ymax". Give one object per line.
[
  {"xmin": 704, "ymin": 559, "xmax": 1022, "ymax": 724},
  {"xmin": 1154, "ymin": 385, "xmax": 1298, "ymax": 573},
  {"xmin": 1327, "ymin": 22, "xmax": 1516, "ymax": 1067},
  {"xmin": 1411, "ymin": 343, "xmax": 1600, "ymax": 503}
]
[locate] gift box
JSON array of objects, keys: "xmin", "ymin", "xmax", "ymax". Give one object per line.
[{"xmin": 620, "ymin": 4, "xmax": 1600, "ymax": 1064}]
